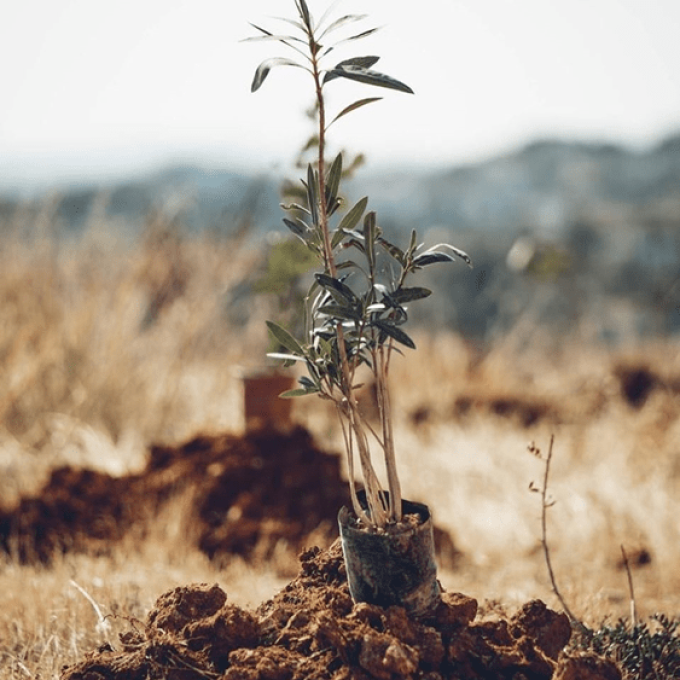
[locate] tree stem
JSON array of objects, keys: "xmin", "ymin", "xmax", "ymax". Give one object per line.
[
  {"xmin": 309, "ymin": 27, "xmax": 390, "ymax": 528},
  {"xmin": 378, "ymin": 345, "xmax": 401, "ymax": 521}
]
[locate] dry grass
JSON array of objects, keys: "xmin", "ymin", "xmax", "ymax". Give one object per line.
[{"xmin": 1, "ymin": 206, "xmax": 679, "ymax": 678}]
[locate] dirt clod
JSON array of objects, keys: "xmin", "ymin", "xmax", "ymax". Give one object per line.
[
  {"xmin": 0, "ymin": 426, "xmax": 459, "ymax": 572},
  {"xmin": 510, "ymin": 599, "xmax": 572, "ymax": 660},
  {"xmin": 555, "ymin": 650, "xmax": 623, "ymax": 680},
  {"xmin": 61, "ymin": 541, "xmax": 590, "ymax": 680}
]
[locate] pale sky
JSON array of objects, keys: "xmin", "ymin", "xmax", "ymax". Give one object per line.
[{"xmin": 1, "ymin": 0, "xmax": 679, "ymax": 189}]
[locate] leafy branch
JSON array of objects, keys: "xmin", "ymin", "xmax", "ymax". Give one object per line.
[{"xmin": 248, "ymin": 0, "xmax": 471, "ymax": 528}]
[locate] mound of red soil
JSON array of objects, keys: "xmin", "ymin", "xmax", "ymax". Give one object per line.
[
  {"xmin": 61, "ymin": 542, "xmax": 620, "ymax": 680},
  {"xmin": 0, "ymin": 426, "xmax": 460, "ymax": 569},
  {"xmin": 452, "ymin": 393, "xmax": 558, "ymax": 429}
]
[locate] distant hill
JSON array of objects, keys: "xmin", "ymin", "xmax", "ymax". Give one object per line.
[
  {"xmin": 350, "ymin": 134, "xmax": 680, "ymax": 236},
  {"xmin": 2, "ymin": 132, "xmax": 679, "ymax": 242},
  {"xmin": 2, "ymin": 133, "xmax": 679, "ymax": 342}
]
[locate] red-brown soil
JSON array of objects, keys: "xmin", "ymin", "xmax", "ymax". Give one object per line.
[
  {"xmin": 61, "ymin": 541, "xmax": 620, "ymax": 680},
  {"xmin": 0, "ymin": 426, "xmax": 459, "ymax": 570}
]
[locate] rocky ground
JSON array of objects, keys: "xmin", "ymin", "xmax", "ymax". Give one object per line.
[{"xmin": 61, "ymin": 540, "xmax": 622, "ymax": 680}]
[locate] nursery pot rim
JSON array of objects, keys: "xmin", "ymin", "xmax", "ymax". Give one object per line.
[{"xmin": 338, "ymin": 490, "xmax": 431, "ymax": 533}]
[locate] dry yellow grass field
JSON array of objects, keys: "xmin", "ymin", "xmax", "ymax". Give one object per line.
[{"xmin": 1, "ymin": 211, "xmax": 679, "ymax": 679}]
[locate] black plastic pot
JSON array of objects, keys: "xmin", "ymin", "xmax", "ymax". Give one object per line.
[{"xmin": 338, "ymin": 490, "xmax": 440, "ymax": 617}]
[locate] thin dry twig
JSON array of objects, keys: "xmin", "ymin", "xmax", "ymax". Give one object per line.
[
  {"xmin": 620, "ymin": 545, "xmax": 638, "ymax": 626},
  {"xmin": 529, "ymin": 435, "xmax": 587, "ymax": 632}
]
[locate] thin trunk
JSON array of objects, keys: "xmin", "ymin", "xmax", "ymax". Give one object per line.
[
  {"xmin": 309, "ymin": 30, "xmax": 392, "ymax": 529},
  {"xmin": 377, "ymin": 345, "xmax": 401, "ymax": 521},
  {"xmin": 350, "ymin": 405, "xmax": 388, "ymax": 527},
  {"xmin": 337, "ymin": 404, "xmax": 371, "ymax": 524}
]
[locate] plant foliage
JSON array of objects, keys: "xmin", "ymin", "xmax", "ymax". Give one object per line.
[
  {"xmin": 573, "ymin": 615, "xmax": 680, "ymax": 679},
  {"xmin": 247, "ymin": 0, "xmax": 471, "ymax": 528}
]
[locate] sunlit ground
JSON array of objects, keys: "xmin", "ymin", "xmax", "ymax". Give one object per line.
[{"xmin": 1, "ymin": 221, "xmax": 679, "ymax": 679}]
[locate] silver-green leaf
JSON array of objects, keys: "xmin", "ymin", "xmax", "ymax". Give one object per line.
[
  {"xmin": 318, "ymin": 304, "xmax": 362, "ymax": 321},
  {"xmin": 335, "ymin": 27, "xmax": 381, "ymax": 44},
  {"xmin": 413, "ymin": 244, "xmax": 472, "ymax": 267},
  {"xmin": 378, "ymin": 237, "xmax": 406, "ymax": 266},
  {"xmin": 315, "ymin": 273, "xmax": 358, "ymax": 304},
  {"xmin": 325, "ymin": 153, "xmax": 343, "ymax": 207},
  {"xmin": 267, "ymin": 352, "xmax": 307, "ymax": 363},
  {"xmin": 323, "ymin": 56, "xmax": 381, "ymax": 83},
  {"xmin": 279, "ymin": 387, "xmax": 319, "ymax": 398},
  {"xmin": 327, "ymin": 97, "xmax": 382, "ymax": 128},
  {"xmin": 337, "ymin": 196, "xmax": 368, "ymax": 233},
  {"xmin": 251, "ymin": 58, "xmax": 303, "ymax": 92},
  {"xmin": 283, "ymin": 217, "xmax": 308, "ymax": 237},
  {"xmin": 323, "ymin": 66, "xmax": 413, "ymax": 94},
  {"xmin": 363, "ymin": 211, "xmax": 376, "ymax": 270},
  {"xmin": 295, "ymin": 0, "xmax": 313, "ymax": 29},
  {"xmin": 318, "ymin": 14, "xmax": 369, "ymax": 39},
  {"xmin": 306, "ymin": 164, "xmax": 319, "ymax": 227},
  {"xmin": 372, "ymin": 320, "xmax": 416, "ymax": 349},
  {"xmin": 266, "ymin": 321, "xmax": 305, "ymax": 356},
  {"xmin": 389, "ymin": 287, "xmax": 432, "ymax": 303}
]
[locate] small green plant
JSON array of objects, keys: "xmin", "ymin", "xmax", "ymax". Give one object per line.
[
  {"xmin": 246, "ymin": 0, "xmax": 471, "ymax": 529},
  {"xmin": 574, "ymin": 615, "xmax": 680, "ymax": 679}
]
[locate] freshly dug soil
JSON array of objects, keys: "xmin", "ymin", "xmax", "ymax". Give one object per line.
[
  {"xmin": 0, "ymin": 426, "xmax": 460, "ymax": 570},
  {"xmin": 61, "ymin": 541, "xmax": 620, "ymax": 680}
]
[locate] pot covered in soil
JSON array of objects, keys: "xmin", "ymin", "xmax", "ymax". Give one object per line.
[{"xmin": 338, "ymin": 490, "xmax": 440, "ymax": 617}]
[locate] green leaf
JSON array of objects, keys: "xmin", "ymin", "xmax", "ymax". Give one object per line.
[
  {"xmin": 323, "ymin": 66, "xmax": 413, "ymax": 94},
  {"xmin": 337, "ymin": 196, "xmax": 368, "ymax": 233},
  {"xmin": 295, "ymin": 0, "xmax": 313, "ymax": 29},
  {"xmin": 318, "ymin": 303, "xmax": 361, "ymax": 321},
  {"xmin": 411, "ymin": 252, "xmax": 454, "ymax": 267},
  {"xmin": 271, "ymin": 16, "xmax": 308, "ymax": 34},
  {"xmin": 408, "ymin": 229, "xmax": 418, "ymax": 255},
  {"xmin": 372, "ymin": 320, "xmax": 416, "ymax": 349},
  {"xmin": 331, "ymin": 227, "xmax": 346, "ymax": 249},
  {"xmin": 266, "ymin": 321, "xmax": 305, "ymax": 356},
  {"xmin": 345, "ymin": 238, "xmax": 366, "ymax": 254},
  {"xmin": 280, "ymin": 202, "xmax": 310, "ymax": 214},
  {"xmin": 297, "ymin": 374, "xmax": 317, "ymax": 389},
  {"xmin": 306, "ymin": 164, "xmax": 319, "ymax": 226},
  {"xmin": 363, "ymin": 211, "xmax": 376, "ymax": 271},
  {"xmin": 323, "ymin": 56, "xmax": 381, "ymax": 83},
  {"xmin": 325, "ymin": 153, "xmax": 343, "ymax": 209},
  {"xmin": 244, "ymin": 23, "xmax": 309, "ymax": 60},
  {"xmin": 431, "ymin": 243, "xmax": 473, "ymax": 266},
  {"xmin": 413, "ymin": 245, "xmax": 472, "ymax": 267},
  {"xmin": 266, "ymin": 352, "xmax": 306, "ymax": 363},
  {"xmin": 243, "ymin": 33, "xmax": 305, "ymax": 44},
  {"xmin": 318, "ymin": 14, "xmax": 369, "ymax": 39},
  {"xmin": 327, "ymin": 97, "xmax": 382, "ymax": 128},
  {"xmin": 315, "ymin": 273, "xmax": 358, "ymax": 304},
  {"xmin": 282, "ymin": 217, "xmax": 308, "ymax": 237},
  {"xmin": 389, "ymin": 287, "xmax": 432, "ymax": 303},
  {"xmin": 251, "ymin": 58, "xmax": 303, "ymax": 92},
  {"xmin": 336, "ymin": 27, "xmax": 381, "ymax": 44},
  {"xmin": 377, "ymin": 237, "xmax": 406, "ymax": 266},
  {"xmin": 336, "ymin": 259, "xmax": 360, "ymax": 271},
  {"xmin": 279, "ymin": 387, "xmax": 319, "ymax": 398},
  {"xmin": 366, "ymin": 302, "xmax": 387, "ymax": 313},
  {"xmin": 327, "ymin": 198, "xmax": 342, "ymax": 217}
]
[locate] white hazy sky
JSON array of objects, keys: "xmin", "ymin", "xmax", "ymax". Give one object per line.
[{"xmin": 1, "ymin": 0, "xmax": 679, "ymax": 188}]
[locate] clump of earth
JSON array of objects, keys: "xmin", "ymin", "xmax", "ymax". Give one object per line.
[
  {"xmin": 61, "ymin": 541, "xmax": 620, "ymax": 680},
  {"xmin": 0, "ymin": 426, "xmax": 459, "ymax": 571}
]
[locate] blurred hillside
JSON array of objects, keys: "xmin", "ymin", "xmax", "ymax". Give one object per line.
[{"xmin": 2, "ymin": 133, "xmax": 679, "ymax": 344}]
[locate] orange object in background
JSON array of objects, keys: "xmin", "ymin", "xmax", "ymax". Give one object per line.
[{"xmin": 242, "ymin": 372, "xmax": 295, "ymax": 432}]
